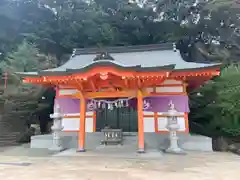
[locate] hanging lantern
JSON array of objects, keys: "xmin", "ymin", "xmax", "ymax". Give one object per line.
[
  {"xmin": 126, "ymin": 100, "xmax": 129, "ymax": 107},
  {"xmin": 118, "ymin": 101, "xmax": 121, "ymax": 107},
  {"xmin": 121, "ymin": 100, "xmax": 124, "ymax": 106},
  {"xmin": 94, "ymin": 101, "xmax": 97, "ymax": 108},
  {"xmin": 98, "ymin": 101, "xmax": 101, "ymax": 108},
  {"xmin": 110, "ymin": 104, "xmax": 113, "ymax": 110}
]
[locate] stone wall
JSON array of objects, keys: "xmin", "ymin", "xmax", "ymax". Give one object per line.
[{"xmin": 30, "ymin": 132, "xmax": 213, "ymax": 152}]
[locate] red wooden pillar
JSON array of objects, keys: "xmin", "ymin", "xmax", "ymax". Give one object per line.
[
  {"xmin": 137, "ymin": 89, "xmax": 145, "ymax": 153},
  {"xmin": 78, "ymin": 92, "xmax": 86, "ymax": 152}
]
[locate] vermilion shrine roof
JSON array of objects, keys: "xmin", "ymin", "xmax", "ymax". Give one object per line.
[{"xmin": 17, "ymin": 43, "xmax": 221, "ymax": 77}]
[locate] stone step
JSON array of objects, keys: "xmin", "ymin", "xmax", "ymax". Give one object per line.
[
  {"xmin": 0, "ymin": 122, "xmax": 24, "ymax": 127},
  {"xmin": 0, "ymin": 132, "xmax": 20, "ymax": 136},
  {"xmin": 0, "ymin": 142, "xmax": 19, "ymax": 147},
  {"xmin": 0, "ymin": 136, "xmax": 19, "ymax": 140},
  {"xmin": 0, "ymin": 132, "xmax": 20, "ymax": 147},
  {"xmin": 0, "ymin": 121, "xmax": 25, "ymax": 131},
  {"xmin": 0, "ymin": 140, "xmax": 18, "ymax": 147},
  {"xmin": 0, "ymin": 121, "xmax": 25, "ymax": 124},
  {"xmin": 0, "ymin": 137, "xmax": 17, "ymax": 142},
  {"xmin": 0, "ymin": 121, "xmax": 13, "ymax": 125},
  {"xmin": 0, "ymin": 135, "xmax": 18, "ymax": 139}
]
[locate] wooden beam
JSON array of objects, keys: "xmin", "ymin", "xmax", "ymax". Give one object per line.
[
  {"xmin": 77, "ymin": 91, "xmax": 86, "ymax": 152},
  {"xmin": 124, "ymin": 78, "xmax": 129, "ymax": 88},
  {"xmin": 96, "ymin": 79, "xmax": 125, "ymax": 89},
  {"xmin": 61, "ymin": 80, "xmax": 83, "ymax": 91},
  {"xmin": 137, "ymin": 78, "xmax": 142, "ymax": 88},
  {"xmin": 72, "ymin": 90, "xmax": 151, "ymax": 99},
  {"xmin": 75, "ymin": 80, "xmax": 83, "ymax": 90},
  {"xmin": 108, "ymin": 81, "xmax": 118, "ymax": 91},
  {"xmin": 86, "ymin": 90, "xmax": 136, "ymax": 98},
  {"xmin": 183, "ymin": 82, "xmax": 188, "ymax": 94},
  {"xmin": 89, "ymin": 79, "xmax": 97, "ymax": 91},
  {"xmin": 137, "ymin": 89, "xmax": 144, "ymax": 153}
]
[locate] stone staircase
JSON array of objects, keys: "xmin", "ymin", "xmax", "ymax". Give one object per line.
[
  {"xmin": 0, "ymin": 114, "xmax": 23, "ymax": 147},
  {"xmin": 0, "ymin": 133, "xmax": 20, "ymax": 147},
  {"xmin": 0, "ymin": 84, "xmax": 48, "ymax": 148}
]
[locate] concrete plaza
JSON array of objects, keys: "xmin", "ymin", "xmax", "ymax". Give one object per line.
[{"xmin": 0, "ymin": 150, "xmax": 239, "ymax": 180}]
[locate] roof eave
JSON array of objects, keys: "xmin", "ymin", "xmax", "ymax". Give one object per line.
[
  {"xmin": 173, "ymin": 64, "xmax": 224, "ymax": 72},
  {"xmin": 15, "ymin": 72, "xmax": 40, "ymax": 78},
  {"xmin": 19, "ymin": 64, "xmax": 225, "ymax": 79},
  {"xmin": 36, "ymin": 63, "xmax": 176, "ymax": 76}
]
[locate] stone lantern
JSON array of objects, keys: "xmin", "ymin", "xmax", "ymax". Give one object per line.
[
  {"xmin": 49, "ymin": 104, "xmax": 64, "ymax": 151},
  {"xmin": 162, "ymin": 100, "xmax": 185, "ymax": 154}
]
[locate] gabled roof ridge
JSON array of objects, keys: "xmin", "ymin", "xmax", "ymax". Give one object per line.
[{"xmin": 73, "ymin": 42, "xmax": 176, "ymax": 55}]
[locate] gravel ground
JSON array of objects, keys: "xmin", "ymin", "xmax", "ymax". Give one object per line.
[{"xmin": 0, "ymin": 150, "xmax": 239, "ymax": 180}]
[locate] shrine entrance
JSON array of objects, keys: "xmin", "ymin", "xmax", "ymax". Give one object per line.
[{"xmin": 96, "ymin": 106, "xmax": 138, "ymax": 132}]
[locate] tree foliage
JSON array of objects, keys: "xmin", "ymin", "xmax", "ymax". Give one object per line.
[
  {"xmin": 0, "ymin": 0, "xmax": 183, "ymax": 60},
  {"xmin": 0, "ymin": 40, "xmax": 56, "ymax": 136},
  {"xmin": 190, "ymin": 65, "xmax": 240, "ymax": 137},
  {"xmin": 1, "ymin": 40, "xmax": 42, "ymax": 72},
  {"xmin": 0, "ymin": 0, "xmax": 239, "ymax": 64}
]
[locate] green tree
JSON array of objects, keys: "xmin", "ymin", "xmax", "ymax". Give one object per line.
[
  {"xmin": 0, "ymin": 39, "xmax": 56, "ymax": 137},
  {"xmin": 190, "ymin": 65, "xmax": 240, "ymax": 137},
  {"xmin": 1, "ymin": 39, "xmax": 57, "ymax": 72},
  {"xmin": 0, "ymin": 0, "xmax": 20, "ymax": 58},
  {"xmin": 1, "ymin": 40, "xmax": 42, "ymax": 72},
  {"xmin": 1, "ymin": 0, "xmax": 183, "ymax": 60}
]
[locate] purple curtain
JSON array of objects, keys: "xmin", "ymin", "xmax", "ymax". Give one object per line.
[
  {"xmin": 55, "ymin": 95, "xmax": 189, "ymax": 114},
  {"xmin": 143, "ymin": 96, "xmax": 189, "ymax": 112},
  {"xmin": 55, "ymin": 98, "xmax": 81, "ymax": 114}
]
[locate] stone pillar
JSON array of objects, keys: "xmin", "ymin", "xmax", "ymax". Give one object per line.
[
  {"xmin": 163, "ymin": 101, "xmax": 186, "ymax": 154},
  {"xmin": 49, "ymin": 104, "xmax": 64, "ymax": 151}
]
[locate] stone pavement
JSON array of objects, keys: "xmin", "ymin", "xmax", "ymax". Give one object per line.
[{"xmin": 0, "ymin": 151, "xmax": 239, "ymax": 180}]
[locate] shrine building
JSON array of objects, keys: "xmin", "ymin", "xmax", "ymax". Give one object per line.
[{"xmin": 18, "ymin": 43, "xmax": 221, "ymax": 152}]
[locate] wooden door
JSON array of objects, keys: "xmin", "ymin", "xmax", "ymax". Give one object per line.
[{"xmin": 96, "ymin": 106, "xmax": 137, "ymax": 132}]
